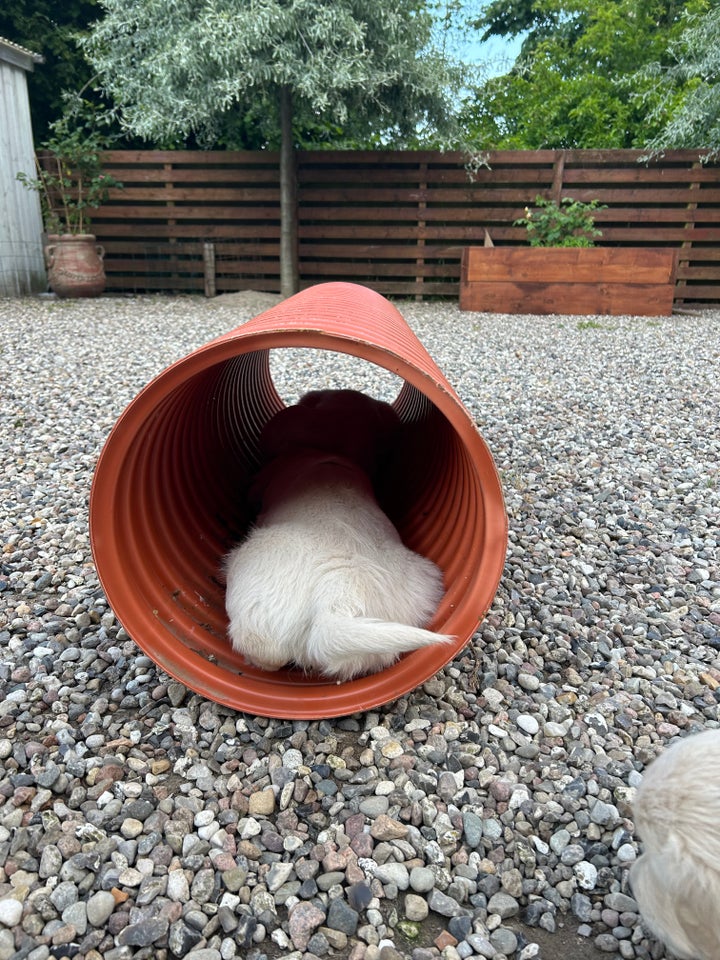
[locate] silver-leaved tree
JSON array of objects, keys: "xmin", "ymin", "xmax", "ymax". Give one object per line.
[
  {"xmin": 641, "ymin": 4, "xmax": 720, "ymax": 161},
  {"xmin": 82, "ymin": 0, "xmax": 464, "ymax": 297}
]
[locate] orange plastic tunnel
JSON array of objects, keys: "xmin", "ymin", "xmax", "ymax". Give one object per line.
[{"xmin": 89, "ymin": 282, "xmax": 507, "ymax": 719}]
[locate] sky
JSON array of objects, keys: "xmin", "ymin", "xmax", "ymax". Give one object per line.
[
  {"xmin": 463, "ymin": 32, "xmax": 524, "ymax": 76},
  {"xmin": 444, "ymin": 1, "xmax": 525, "ymax": 81}
]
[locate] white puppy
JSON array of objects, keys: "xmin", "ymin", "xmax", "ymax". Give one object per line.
[
  {"xmin": 630, "ymin": 728, "xmax": 720, "ymax": 960},
  {"xmin": 224, "ymin": 389, "xmax": 452, "ymax": 680}
]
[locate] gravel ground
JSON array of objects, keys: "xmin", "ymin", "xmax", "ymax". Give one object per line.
[{"xmin": 1, "ymin": 291, "xmax": 719, "ymax": 960}]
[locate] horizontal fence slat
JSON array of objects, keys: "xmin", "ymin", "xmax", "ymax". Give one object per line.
[
  {"xmin": 111, "ymin": 188, "xmax": 280, "ymax": 202},
  {"xmin": 464, "ymin": 247, "xmax": 677, "ymax": 284},
  {"xmin": 460, "ymin": 281, "xmax": 675, "ymax": 316}
]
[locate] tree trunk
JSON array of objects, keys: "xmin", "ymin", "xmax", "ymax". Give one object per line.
[{"xmin": 279, "ymin": 85, "xmax": 299, "ymax": 298}]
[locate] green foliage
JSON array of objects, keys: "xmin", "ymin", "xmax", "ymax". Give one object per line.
[
  {"xmin": 461, "ymin": 0, "xmax": 700, "ymax": 149},
  {"xmin": 16, "ymin": 93, "xmax": 122, "ymax": 234},
  {"xmin": 473, "ymin": 0, "xmax": 569, "ymax": 51},
  {"xmin": 514, "ymin": 196, "xmax": 606, "ymax": 247},
  {"xmin": 640, "ymin": 2, "xmax": 720, "ymax": 158},
  {"xmin": 0, "ymin": 1, "xmax": 101, "ymax": 144},
  {"xmin": 81, "ymin": 0, "xmax": 465, "ymax": 150}
]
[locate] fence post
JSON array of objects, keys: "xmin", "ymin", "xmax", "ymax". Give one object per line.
[
  {"xmin": 676, "ymin": 159, "xmax": 701, "ymax": 306},
  {"xmin": 164, "ymin": 161, "xmax": 180, "ymax": 290},
  {"xmin": 203, "ymin": 242, "xmax": 216, "ymax": 298},
  {"xmin": 551, "ymin": 151, "xmax": 566, "ymax": 203},
  {"xmin": 415, "ymin": 161, "xmax": 427, "ymax": 301}
]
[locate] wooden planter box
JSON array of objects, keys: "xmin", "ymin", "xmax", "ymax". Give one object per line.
[{"xmin": 460, "ymin": 246, "xmax": 679, "ymax": 316}]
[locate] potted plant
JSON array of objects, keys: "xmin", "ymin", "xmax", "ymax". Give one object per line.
[
  {"xmin": 17, "ymin": 95, "xmax": 122, "ymax": 297},
  {"xmin": 460, "ymin": 195, "xmax": 679, "ymax": 316}
]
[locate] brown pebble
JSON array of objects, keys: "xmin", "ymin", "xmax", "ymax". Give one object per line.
[
  {"xmin": 369, "ymin": 814, "xmax": 407, "ymax": 841},
  {"xmin": 52, "ymin": 924, "xmax": 77, "ymax": 945},
  {"xmin": 435, "ymin": 930, "xmax": 458, "ymax": 950},
  {"xmin": 248, "ymin": 788, "xmax": 275, "ymax": 816},
  {"xmin": 237, "ymin": 840, "xmax": 262, "ymax": 860}
]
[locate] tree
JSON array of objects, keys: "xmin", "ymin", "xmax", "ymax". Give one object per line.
[
  {"xmin": 640, "ymin": 2, "xmax": 720, "ymax": 158},
  {"xmin": 473, "ymin": 0, "xmax": 575, "ymax": 56},
  {"xmin": 461, "ymin": 0, "xmax": 699, "ymax": 149},
  {"xmin": 82, "ymin": 0, "xmax": 464, "ymax": 297},
  {"xmin": 0, "ymin": 0, "xmax": 100, "ymax": 143}
]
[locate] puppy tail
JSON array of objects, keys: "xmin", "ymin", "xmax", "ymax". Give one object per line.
[{"xmin": 310, "ymin": 614, "xmax": 453, "ymax": 681}]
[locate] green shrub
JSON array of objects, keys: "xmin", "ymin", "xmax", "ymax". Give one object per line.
[{"xmin": 514, "ymin": 196, "xmax": 606, "ymax": 247}]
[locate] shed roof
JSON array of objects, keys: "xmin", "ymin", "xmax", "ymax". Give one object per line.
[{"xmin": 0, "ymin": 36, "xmax": 44, "ymax": 72}]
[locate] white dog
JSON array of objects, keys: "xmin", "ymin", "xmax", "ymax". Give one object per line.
[
  {"xmin": 224, "ymin": 389, "xmax": 451, "ymax": 680},
  {"xmin": 630, "ymin": 728, "xmax": 720, "ymax": 960}
]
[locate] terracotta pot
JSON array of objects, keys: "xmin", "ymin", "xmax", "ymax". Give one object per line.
[
  {"xmin": 43, "ymin": 234, "xmax": 59, "ymax": 271},
  {"xmin": 45, "ymin": 234, "xmax": 106, "ymax": 298},
  {"xmin": 89, "ymin": 282, "xmax": 507, "ymax": 719}
]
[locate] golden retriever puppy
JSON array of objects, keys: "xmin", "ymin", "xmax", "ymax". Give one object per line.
[
  {"xmin": 225, "ymin": 389, "xmax": 451, "ymax": 680},
  {"xmin": 630, "ymin": 728, "xmax": 720, "ymax": 960}
]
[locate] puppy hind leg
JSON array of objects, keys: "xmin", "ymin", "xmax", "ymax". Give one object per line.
[{"xmin": 229, "ymin": 630, "xmax": 288, "ymax": 672}]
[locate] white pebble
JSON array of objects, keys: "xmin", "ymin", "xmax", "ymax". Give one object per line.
[
  {"xmin": 0, "ymin": 898, "xmax": 22, "ymax": 926},
  {"xmin": 517, "ymin": 714, "xmax": 539, "ymax": 735}
]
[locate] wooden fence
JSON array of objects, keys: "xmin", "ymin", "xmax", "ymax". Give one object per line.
[{"xmin": 92, "ymin": 148, "xmax": 720, "ymax": 303}]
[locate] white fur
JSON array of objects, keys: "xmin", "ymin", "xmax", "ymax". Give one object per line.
[
  {"xmin": 630, "ymin": 729, "xmax": 720, "ymax": 960},
  {"xmin": 225, "ymin": 390, "xmax": 452, "ymax": 680}
]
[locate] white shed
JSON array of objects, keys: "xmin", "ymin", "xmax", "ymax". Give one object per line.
[{"xmin": 0, "ymin": 37, "xmax": 46, "ymax": 296}]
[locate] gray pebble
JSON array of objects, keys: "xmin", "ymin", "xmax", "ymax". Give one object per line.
[
  {"xmin": 427, "ymin": 889, "xmax": 468, "ymax": 918},
  {"xmin": 461, "ymin": 810, "xmax": 483, "ymax": 848},
  {"xmin": 117, "ymin": 916, "xmax": 170, "ymax": 946},
  {"xmin": 168, "ymin": 920, "xmax": 203, "ymax": 956},
  {"xmin": 409, "ymin": 867, "xmax": 436, "ymax": 893},
  {"xmin": 61, "ymin": 900, "xmax": 87, "ymax": 935},
  {"xmin": 325, "ymin": 899, "xmax": 359, "ymax": 935},
  {"xmin": 560, "ymin": 843, "xmax": 586, "ymax": 866},
  {"xmin": 491, "ymin": 926, "xmax": 518, "ymax": 955},
  {"xmin": 605, "ymin": 892, "xmax": 639, "ymax": 913},
  {"xmin": 49, "ymin": 881, "xmax": 78, "ymax": 912},
  {"xmin": 487, "ymin": 891, "xmax": 520, "ymax": 918},
  {"xmin": 466, "ymin": 933, "xmax": 495, "ymax": 958},
  {"xmin": 86, "ymin": 890, "xmax": 117, "ymax": 927},
  {"xmin": 358, "ymin": 796, "xmax": 389, "ymax": 818},
  {"xmin": 374, "ymin": 862, "xmax": 410, "ymax": 890}
]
